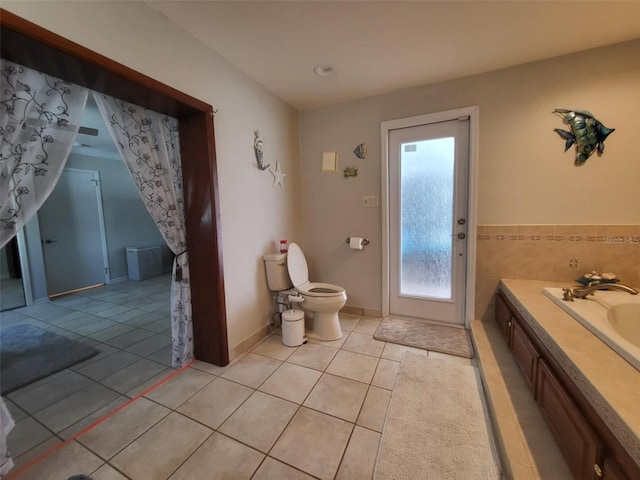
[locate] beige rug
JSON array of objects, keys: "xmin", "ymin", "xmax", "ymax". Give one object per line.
[
  {"xmin": 374, "ymin": 353, "xmax": 501, "ymax": 480},
  {"xmin": 374, "ymin": 318, "xmax": 474, "ymax": 358}
]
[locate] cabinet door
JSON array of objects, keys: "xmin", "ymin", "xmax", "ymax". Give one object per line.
[
  {"xmin": 599, "ymin": 457, "xmax": 628, "ymax": 480},
  {"xmin": 495, "ymin": 291, "xmax": 512, "ymax": 345},
  {"xmin": 511, "ymin": 319, "xmax": 539, "ymax": 393},
  {"xmin": 537, "ymin": 359, "xmax": 603, "ymax": 480}
]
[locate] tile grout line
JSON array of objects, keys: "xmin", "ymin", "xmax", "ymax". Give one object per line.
[{"xmin": 4, "ymin": 360, "xmax": 194, "ymax": 480}]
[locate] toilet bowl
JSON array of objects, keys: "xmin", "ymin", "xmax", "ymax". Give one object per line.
[{"xmin": 286, "ymin": 243, "xmax": 346, "ymax": 341}]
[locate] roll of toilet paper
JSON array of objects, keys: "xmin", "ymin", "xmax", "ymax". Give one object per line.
[{"xmin": 349, "ymin": 237, "xmax": 364, "ymax": 250}]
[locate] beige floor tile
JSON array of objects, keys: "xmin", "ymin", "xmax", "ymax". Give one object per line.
[
  {"xmin": 74, "ymin": 351, "xmax": 140, "ymax": 381},
  {"xmin": 90, "ymin": 463, "xmax": 129, "ymax": 480},
  {"xmin": 303, "ymin": 373, "xmax": 368, "ymax": 422},
  {"xmin": 371, "ymin": 358, "xmax": 400, "ymax": 390},
  {"xmin": 177, "ymin": 377, "xmax": 252, "ymax": 429},
  {"xmin": 59, "ymin": 396, "xmax": 130, "ymax": 440},
  {"xmin": 356, "ymin": 386, "xmax": 391, "ymax": 432},
  {"xmin": 9, "ymin": 370, "xmax": 94, "ymax": 414},
  {"xmin": 111, "ymin": 412, "xmax": 212, "ymax": 480},
  {"xmin": 78, "ymin": 397, "xmax": 170, "ymax": 460},
  {"xmin": 286, "ymin": 342, "xmax": 338, "ymax": 371},
  {"xmin": 353, "ymin": 318, "xmax": 381, "ymax": 335},
  {"xmin": 381, "ymin": 342, "xmax": 428, "ymax": 361},
  {"xmin": 144, "ymin": 367, "xmax": 215, "ymax": 409},
  {"xmin": 308, "ymin": 332, "xmax": 350, "ymax": 349},
  {"xmin": 16, "ymin": 440, "xmax": 103, "ymax": 480},
  {"xmin": 428, "ymin": 349, "xmax": 472, "ymax": 365},
  {"xmin": 251, "ymin": 335, "xmax": 298, "ymax": 360},
  {"xmin": 342, "ymin": 332, "xmax": 385, "ymax": 357},
  {"xmin": 169, "ymin": 432, "xmax": 264, "ymax": 480},
  {"xmin": 252, "ymin": 457, "xmax": 316, "ymax": 480},
  {"xmin": 339, "ymin": 314, "xmax": 361, "ymax": 332},
  {"xmin": 219, "ymin": 391, "xmax": 298, "ymax": 453},
  {"xmin": 191, "ymin": 358, "xmax": 233, "ymax": 375},
  {"xmin": 100, "ymin": 358, "xmax": 167, "ymax": 394},
  {"xmin": 124, "ymin": 333, "xmax": 171, "ymax": 357},
  {"xmin": 258, "ymin": 363, "xmax": 322, "ymax": 404},
  {"xmin": 326, "ymin": 350, "xmax": 379, "ymax": 384},
  {"xmin": 221, "ymin": 353, "xmax": 282, "ymax": 388},
  {"xmin": 6, "ymin": 417, "xmax": 53, "ymax": 457},
  {"xmin": 33, "ymin": 383, "xmax": 121, "ymax": 433},
  {"xmin": 336, "ymin": 426, "xmax": 381, "ymax": 480},
  {"xmin": 124, "ymin": 367, "xmax": 174, "ymax": 398},
  {"xmin": 271, "ymin": 407, "xmax": 353, "ymax": 480},
  {"xmin": 11, "ymin": 437, "xmax": 63, "ymax": 476}
]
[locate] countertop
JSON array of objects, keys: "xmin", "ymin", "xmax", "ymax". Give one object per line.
[{"xmin": 499, "ymin": 278, "xmax": 640, "ymax": 465}]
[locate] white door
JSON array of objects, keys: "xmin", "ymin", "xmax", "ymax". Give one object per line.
[
  {"xmin": 388, "ymin": 118, "xmax": 469, "ymax": 324},
  {"xmin": 39, "ymin": 168, "xmax": 109, "ymax": 296}
]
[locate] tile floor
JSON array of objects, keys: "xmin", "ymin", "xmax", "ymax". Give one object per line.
[
  {"xmin": 1, "ymin": 275, "xmax": 174, "ymax": 476},
  {"xmin": 4, "ymin": 309, "xmax": 473, "ymax": 480}
]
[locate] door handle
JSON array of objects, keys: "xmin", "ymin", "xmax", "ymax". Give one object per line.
[{"xmin": 44, "ymin": 239, "xmax": 58, "ymax": 244}]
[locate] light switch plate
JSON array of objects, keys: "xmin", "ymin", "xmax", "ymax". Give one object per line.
[{"xmin": 322, "ymin": 151, "xmax": 338, "ymax": 172}]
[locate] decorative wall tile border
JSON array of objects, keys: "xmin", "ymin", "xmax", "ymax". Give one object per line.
[{"xmin": 478, "ymin": 233, "xmax": 639, "ymax": 244}]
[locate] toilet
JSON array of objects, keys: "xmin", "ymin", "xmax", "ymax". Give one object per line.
[{"xmin": 263, "ymin": 243, "xmax": 346, "ymax": 341}]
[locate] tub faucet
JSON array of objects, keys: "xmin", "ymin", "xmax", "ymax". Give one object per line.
[{"xmin": 563, "ymin": 283, "xmax": 639, "ymax": 301}]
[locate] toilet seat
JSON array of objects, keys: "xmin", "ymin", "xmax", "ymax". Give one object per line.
[
  {"xmin": 286, "ymin": 243, "xmax": 346, "ymax": 297},
  {"xmin": 296, "ymin": 281, "xmax": 346, "ymax": 297}
]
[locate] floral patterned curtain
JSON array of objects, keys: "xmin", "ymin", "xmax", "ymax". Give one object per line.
[
  {"xmin": 0, "ymin": 60, "xmax": 88, "ymax": 248},
  {"xmin": 93, "ymin": 93, "xmax": 192, "ymax": 368}
]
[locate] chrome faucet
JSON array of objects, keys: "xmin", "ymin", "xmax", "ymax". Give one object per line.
[{"xmin": 562, "ymin": 283, "xmax": 639, "ymax": 301}]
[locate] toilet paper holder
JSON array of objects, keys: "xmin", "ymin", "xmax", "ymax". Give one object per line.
[{"xmin": 345, "ymin": 237, "xmax": 370, "ymax": 246}]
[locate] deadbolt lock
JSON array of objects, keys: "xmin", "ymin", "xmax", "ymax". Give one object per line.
[
  {"xmin": 457, "ymin": 232, "xmax": 466, "ymax": 239},
  {"xmin": 457, "ymin": 218, "xmax": 466, "ymax": 225}
]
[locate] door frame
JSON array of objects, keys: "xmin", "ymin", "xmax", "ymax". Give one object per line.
[
  {"xmin": 381, "ymin": 106, "xmax": 479, "ymax": 328},
  {"xmin": 39, "ymin": 167, "xmax": 111, "ymax": 292},
  {"xmin": 1, "ymin": 9, "xmax": 229, "ymax": 365}
]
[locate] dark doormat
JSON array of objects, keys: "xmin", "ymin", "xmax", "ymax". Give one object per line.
[
  {"xmin": 374, "ymin": 318, "xmax": 474, "ymax": 359},
  {"xmin": 0, "ymin": 324, "xmax": 99, "ymax": 395}
]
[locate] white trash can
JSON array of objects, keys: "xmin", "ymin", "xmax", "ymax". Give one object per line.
[{"xmin": 281, "ymin": 309, "xmax": 305, "ymax": 347}]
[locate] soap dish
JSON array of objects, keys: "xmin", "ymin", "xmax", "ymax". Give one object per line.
[{"xmin": 575, "ymin": 276, "xmax": 619, "ymax": 286}]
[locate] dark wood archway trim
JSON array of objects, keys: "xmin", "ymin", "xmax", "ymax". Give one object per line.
[{"xmin": 1, "ymin": 9, "xmax": 229, "ymax": 366}]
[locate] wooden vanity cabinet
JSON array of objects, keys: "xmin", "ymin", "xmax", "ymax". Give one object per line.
[
  {"xmin": 536, "ymin": 358, "xmax": 603, "ymax": 479},
  {"xmin": 510, "ymin": 318, "xmax": 539, "ymax": 393},
  {"xmin": 495, "ymin": 288, "xmax": 640, "ymax": 480},
  {"xmin": 494, "ymin": 291, "xmax": 513, "ymax": 344}
]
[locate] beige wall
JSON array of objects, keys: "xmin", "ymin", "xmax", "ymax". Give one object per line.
[
  {"xmin": 299, "ymin": 40, "xmax": 640, "ymax": 312},
  {"xmin": 4, "ymin": 1, "xmax": 301, "ymax": 351}
]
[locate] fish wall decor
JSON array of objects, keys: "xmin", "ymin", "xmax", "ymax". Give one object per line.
[
  {"xmin": 353, "ymin": 143, "xmax": 367, "ymax": 159},
  {"xmin": 553, "ymin": 109, "xmax": 615, "ymax": 166}
]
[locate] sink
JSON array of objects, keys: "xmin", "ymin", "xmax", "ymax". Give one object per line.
[
  {"xmin": 608, "ymin": 304, "xmax": 640, "ymax": 349},
  {"xmin": 543, "ymin": 287, "xmax": 640, "ymax": 372}
]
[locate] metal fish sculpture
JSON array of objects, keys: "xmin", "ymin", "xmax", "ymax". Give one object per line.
[
  {"xmin": 353, "ymin": 143, "xmax": 367, "ymax": 159},
  {"xmin": 553, "ymin": 109, "xmax": 615, "ymax": 166}
]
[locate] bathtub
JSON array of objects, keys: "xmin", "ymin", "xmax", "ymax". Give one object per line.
[{"xmin": 543, "ymin": 287, "xmax": 640, "ymax": 372}]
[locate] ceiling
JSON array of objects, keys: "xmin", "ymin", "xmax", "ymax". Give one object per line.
[{"xmin": 149, "ymin": 1, "xmax": 640, "ymax": 111}]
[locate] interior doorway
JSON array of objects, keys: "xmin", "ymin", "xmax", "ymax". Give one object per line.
[
  {"xmin": 39, "ymin": 168, "xmax": 110, "ymax": 296},
  {"xmin": 1, "ymin": 9, "xmax": 228, "ymax": 365}
]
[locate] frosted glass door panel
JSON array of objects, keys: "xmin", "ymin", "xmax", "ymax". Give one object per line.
[
  {"xmin": 388, "ymin": 117, "xmax": 469, "ymax": 324},
  {"xmin": 400, "ymin": 138, "xmax": 454, "ymax": 299}
]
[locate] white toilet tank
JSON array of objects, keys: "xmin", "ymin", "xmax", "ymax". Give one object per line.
[{"xmin": 262, "ymin": 253, "xmax": 293, "ymax": 291}]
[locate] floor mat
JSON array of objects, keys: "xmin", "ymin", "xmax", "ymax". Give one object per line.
[
  {"xmin": 374, "ymin": 353, "xmax": 501, "ymax": 479},
  {"xmin": 374, "ymin": 317, "xmax": 474, "ymax": 358},
  {"xmin": 0, "ymin": 324, "xmax": 99, "ymax": 395}
]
